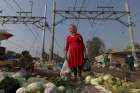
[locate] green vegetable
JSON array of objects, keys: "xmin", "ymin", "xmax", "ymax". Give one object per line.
[
  {"xmin": 16, "ymin": 87, "xmax": 28, "ymax": 93},
  {"xmin": 27, "ymin": 82, "xmax": 44, "ymax": 93},
  {"xmin": 85, "ymin": 75, "xmax": 92, "ymax": 84},
  {"xmin": 0, "ymin": 76, "xmax": 20, "ymax": 93}
]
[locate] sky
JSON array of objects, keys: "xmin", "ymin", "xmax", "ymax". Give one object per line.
[{"xmin": 0, "ymin": 0, "xmax": 140, "ymax": 57}]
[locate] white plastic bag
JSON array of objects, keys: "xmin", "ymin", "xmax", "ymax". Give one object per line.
[{"xmin": 60, "ymin": 59, "xmax": 70, "ymax": 79}]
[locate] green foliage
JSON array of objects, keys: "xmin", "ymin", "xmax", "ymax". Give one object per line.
[
  {"xmin": 130, "ymin": 80, "xmax": 140, "ymax": 89},
  {"xmin": 0, "ymin": 76, "xmax": 20, "ymax": 93},
  {"xmin": 19, "ymin": 50, "xmax": 33, "ymax": 69},
  {"xmin": 86, "ymin": 36, "xmax": 105, "ymax": 58},
  {"xmin": 6, "ymin": 50, "xmax": 16, "ymax": 55},
  {"xmin": 126, "ymin": 42, "xmax": 140, "ymax": 50},
  {"xmin": 113, "ymin": 87, "xmax": 130, "ymax": 93}
]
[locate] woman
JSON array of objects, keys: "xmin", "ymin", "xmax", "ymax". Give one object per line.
[{"xmin": 65, "ymin": 24, "xmax": 86, "ymax": 79}]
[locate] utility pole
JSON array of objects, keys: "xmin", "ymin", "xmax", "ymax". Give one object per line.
[
  {"xmin": 50, "ymin": 0, "xmax": 56, "ymax": 62},
  {"xmin": 125, "ymin": 0, "xmax": 137, "ymax": 64},
  {"xmin": 42, "ymin": 0, "xmax": 47, "ymax": 60},
  {"xmin": 29, "ymin": 0, "xmax": 33, "ymax": 16},
  {"xmin": 50, "ymin": 0, "xmax": 136, "ymax": 65}
]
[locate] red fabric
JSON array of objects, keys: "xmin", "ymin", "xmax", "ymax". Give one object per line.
[{"xmin": 65, "ymin": 33, "xmax": 85, "ymax": 69}]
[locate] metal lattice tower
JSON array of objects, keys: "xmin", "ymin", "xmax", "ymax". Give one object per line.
[
  {"xmin": 0, "ymin": 0, "xmax": 48, "ymax": 59},
  {"xmin": 0, "ymin": 15, "xmax": 46, "ymax": 30},
  {"xmin": 50, "ymin": 0, "xmax": 137, "ymax": 63}
]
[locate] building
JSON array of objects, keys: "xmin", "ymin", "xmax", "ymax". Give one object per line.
[{"xmin": 109, "ymin": 50, "xmax": 140, "ymax": 65}]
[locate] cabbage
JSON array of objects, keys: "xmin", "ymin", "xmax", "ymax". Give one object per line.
[
  {"xmin": 95, "ymin": 85, "xmax": 112, "ymax": 93},
  {"xmin": 90, "ymin": 78, "xmax": 99, "ymax": 85},
  {"xmin": 95, "ymin": 73, "xmax": 104, "ymax": 78},
  {"xmin": 44, "ymin": 82, "xmax": 56, "ymax": 88},
  {"xmin": 25, "ymin": 77, "xmax": 48, "ymax": 86},
  {"xmin": 129, "ymin": 89, "xmax": 140, "ymax": 93},
  {"xmin": 103, "ymin": 74, "xmax": 113, "ymax": 81},
  {"xmin": 44, "ymin": 82, "xmax": 58, "ymax": 93},
  {"xmin": 58, "ymin": 85, "xmax": 65, "ymax": 92},
  {"xmin": 27, "ymin": 82, "xmax": 44, "ymax": 93},
  {"xmin": 16, "ymin": 87, "xmax": 27, "ymax": 93},
  {"xmin": 96, "ymin": 77, "xmax": 104, "ymax": 84},
  {"xmin": 85, "ymin": 75, "xmax": 92, "ymax": 84}
]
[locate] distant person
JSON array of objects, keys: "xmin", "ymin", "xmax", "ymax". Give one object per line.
[
  {"xmin": 125, "ymin": 54, "xmax": 135, "ymax": 71},
  {"xmin": 65, "ymin": 24, "xmax": 86, "ymax": 79},
  {"xmin": 19, "ymin": 51, "xmax": 33, "ymax": 72}
]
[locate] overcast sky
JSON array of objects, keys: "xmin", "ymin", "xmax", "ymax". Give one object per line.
[{"xmin": 0, "ymin": 0, "xmax": 140, "ymax": 57}]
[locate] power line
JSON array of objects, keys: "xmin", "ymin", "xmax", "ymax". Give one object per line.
[
  {"xmin": 76, "ymin": 0, "xmax": 87, "ymax": 27},
  {"xmin": 11, "ymin": 0, "xmax": 40, "ymax": 40},
  {"xmin": 3, "ymin": 0, "xmax": 17, "ymax": 14},
  {"xmin": 29, "ymin": 0, "xmax": 33, "ymax": 14},
  {"xmin": 47, "ymin": 26, "xmax": 63, "ymax": 52},
  {"xmin": 54, "ymin": 37, "xmax": 63, "ymax": 51},
  {"xmin": 0, "ymin": 2, "xmax": 32, "ymax": 48},
  {"xmin": 2, "ymin": 0, "xmax": 41, "ymax": 51},
  {"xmin": 29, "ymin": 26, "xmax": 42, "ymax": 51},
  {"xmin": 73, "ymin": 0, "xmax": 78, "ymax": 11},
  {"xmin": 0, "ymin": 4, "xmax": 9, "ymax": 15},
  {"xmin": 13, "ymin": 0, "xmax": 24, "ymax": 12},
  {"xmin": 29, "ymin": 36, "xmax": 39, "ymax": 51},
  {"xmin": 25, "ymin": 24, "xmax": 39, "ymax": 40},
  {"xmin": 3, "ymin": 0, "xmax": 41, "ymax": 42},
  {"xmin": 7, "ymin": 40, "xmax": 27, "ymax": 50}
]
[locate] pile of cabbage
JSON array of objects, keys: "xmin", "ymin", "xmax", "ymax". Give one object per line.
[
  {"xmin": 0, "ymin": 71, "xmax": 65, "ymax": 93},
  {"xmin": 15, "ymin": 76, "xmax": 66, "ymax": 93},
  {"xmin": 84, "ymin": 73, "xmax": 140, "ymax": 93}
]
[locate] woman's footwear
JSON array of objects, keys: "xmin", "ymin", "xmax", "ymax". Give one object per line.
[
  {"xmin": 71, "ymin": 76, "xmax": 76, "ymax": 80},
  {"xmin": 77, "ymin": 75, "xmax": 81, "ymax": 80}
]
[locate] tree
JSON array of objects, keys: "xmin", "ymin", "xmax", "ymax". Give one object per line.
[
  {"xmin": 126, "ymin": 42, "xmax": 140, "ymax": 50},
  {"xmin": 19, "ymin": 50, "xmax": 33, "ymax": 70},
  {"xmin": 86, "ymin": 36, "xmax": 105, "ymax": 58}
]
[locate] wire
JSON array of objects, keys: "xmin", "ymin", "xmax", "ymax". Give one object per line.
[
  {"xmin": 3, "ymin": 0, "xmax": 17, "ymax": 13},
  {"xmin": 11, "ymin": 0, "xmax": 40, "ymax": 40},
  {"xmin": 12, "ymin": 0, "xmax": 40, "ymax": 43},
  {"xmin": 47, "ymin": 27, "xmax": 63, "ymax": 53},
  {"xmin": 7, "ymin": 40, "xmax": 27, "ymax": 50},
  {"xmin": 29, "ymin": 36, "xmax": 39, "ymax": 51},
  {"xmin": 28, "ymin": 26, "xmax": 42, "ymax": 51},
  {"xmin": 13, "ymin": 0, "xmax": 24, "ymax": 12},
  {"xmin": 3, "ymin": 0, "xmax": 39, "ymax": 41},
  {"xmin": 54, "ymin": 37, "xmax": 64, "ymax": 51},
  {"xmin": 25, "ymin": 24, "xmax": 39, "ymax": 40},
  {"xmin": 73, "ymin": 0, "xmax": 78, "ymax": 11},
  {"xmin": 76, "ymin": 0, "xmax": 87, "ymax": 27},
  {"xmin": 3, "ymin": 0, "xmax": 41, "ymax": 53},
  {"xmin": 4, "ymin": 0, "xmax": 40, "ymax": 39},
  {"xmin": 0, "ymin": 4, "xmax": 9, "ymax": 15},
  {"xmin": 29, "ymin": 0, "xmax": 33, "ymax": 13}
]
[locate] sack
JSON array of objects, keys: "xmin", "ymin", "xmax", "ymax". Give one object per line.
[
  {"xmin": 60, "ymin": 59, "xmax": 71, "ymax": 79},
  {"xmin": 83, "ymin": 58, "xmax": 91, "ymax": 71}
]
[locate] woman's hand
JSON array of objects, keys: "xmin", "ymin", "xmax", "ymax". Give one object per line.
[{"xmin": 65, "ymin": 54, "xmax": 68, "ymax": 60}]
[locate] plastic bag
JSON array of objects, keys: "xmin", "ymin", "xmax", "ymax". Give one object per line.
[{"xmin": 60, "ymin": 59, "xmax": 71, "ymax": 79}]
